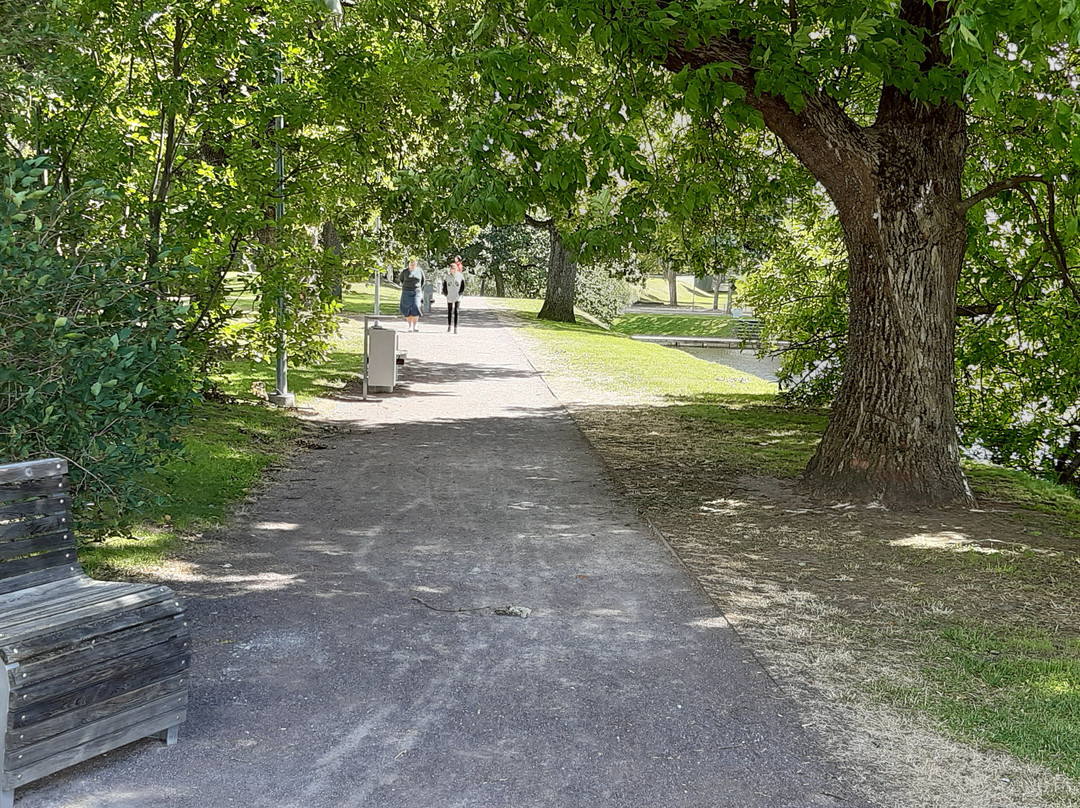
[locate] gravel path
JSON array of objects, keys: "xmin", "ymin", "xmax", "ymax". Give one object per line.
[{"xmin": 17, "ymin": 299, "xmax": 864, "ymax": 808}]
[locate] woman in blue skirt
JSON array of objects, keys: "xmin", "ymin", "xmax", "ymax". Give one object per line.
[{"xmin": 398, "ymin": 259, "xmax": 425, "ymax": 331}]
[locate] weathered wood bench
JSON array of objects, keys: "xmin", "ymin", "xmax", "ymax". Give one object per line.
[
  {"xmin": 0, "ymin": 458, "xmax": 190, "ymax": 807},
  {"xmin": 734, "ymin": 319, "xmax": 764, "ymax": 342}
]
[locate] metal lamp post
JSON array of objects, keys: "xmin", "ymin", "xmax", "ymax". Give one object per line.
[
  {"xmin": 267, "ymin": 0, "xmax": 342, "ymax": 408},
  {"xmin": 267, "ymin": 61, "xmax": 294, "ymax": 408}
]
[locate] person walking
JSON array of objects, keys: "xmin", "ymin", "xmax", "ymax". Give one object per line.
[
  {"xmin": 398, "ymin": 258, "xmax": 425, "ymax": 332},
  {"xmin": 443, "ymin": 255, "xmax": 466, "ymax": 333}
]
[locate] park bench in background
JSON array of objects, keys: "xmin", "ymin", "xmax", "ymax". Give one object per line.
[
  {"xmin": 734, "ymin": 319, "xmax": 763, "ymax": 342},
  {"xmin": 0, "ymin": 458, "xmax": 190, "ymax": 808}
]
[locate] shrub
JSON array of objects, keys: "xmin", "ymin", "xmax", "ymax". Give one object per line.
[{"xmin": 0, "ymin": 157, "xmax": 195, "ymax": 528}]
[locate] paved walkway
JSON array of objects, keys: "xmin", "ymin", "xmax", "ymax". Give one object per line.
[{"xmin": 18, "ymin": 299, "xmax": 862, "ymax": 808}]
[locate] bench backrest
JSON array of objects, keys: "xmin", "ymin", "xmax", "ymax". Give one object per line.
[{"xmin": 0, "ymin": 458, "xmax": 81, "ymax": 595}]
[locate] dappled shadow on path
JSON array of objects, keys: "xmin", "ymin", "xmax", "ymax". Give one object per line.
[
  {"xmin": 327, "ymin": 355, "xmax": 537, "ymax": 404},
  {"xmin": 17, "ymin": 401, "xmax": 863, "ymax": 808}
]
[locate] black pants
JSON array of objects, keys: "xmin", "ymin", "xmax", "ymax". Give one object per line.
[{"xmin": 447, "ymin": 301, "xmax": 460, "ymax": 328}]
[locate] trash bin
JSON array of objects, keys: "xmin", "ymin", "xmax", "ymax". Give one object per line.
[
  {"xmin": 421, "ymin": 282, "xmax": 434, "ymax": 315},
  {"xmin": 367, "ymin": 323, "xmax": 398, "ymax": 392}
]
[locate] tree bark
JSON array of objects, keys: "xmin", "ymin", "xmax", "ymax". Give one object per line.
[
  {"xmin": 662, "ymin": 0, "xmax": 975, "ymax": 506},
  {"xmin": 803, "ymin": 107, "xmax": 973, "ymax": 506},
  {"xmin": 665, "ymin": 264, "xmax": 678, "ymax": 306},
  {"xmin": 530, "ymin": 221, "xmax": 577, "ymax": 323},
  {"xmin": 538, "ymin": 227, "xmax": 577, "ymax": 322}
]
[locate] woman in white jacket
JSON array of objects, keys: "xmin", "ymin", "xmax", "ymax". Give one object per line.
[{"xmin": 443, "ymin": 255, "xmax": 466, "ymax": 333}]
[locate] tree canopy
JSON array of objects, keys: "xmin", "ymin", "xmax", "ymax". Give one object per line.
[{"xmin": 4, "ymin": 0, "xmax": 1080, "ymax": 509}]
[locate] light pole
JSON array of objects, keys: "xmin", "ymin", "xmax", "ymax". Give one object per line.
[
  {"xmin": 373, "ymin": 214, "xmax": 382, "ymax": 315},
  {"xmin": 267, "ymin": 60, "xmax": 294, "ymax": 408},
  {"xmin": 268, "ymin": 0, "xmax": 342, "ymax": 408}
]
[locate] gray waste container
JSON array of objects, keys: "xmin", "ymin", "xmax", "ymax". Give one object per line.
[{"xmin": 367, "ymin": 323, "xmax": 398, "ymax": 392}]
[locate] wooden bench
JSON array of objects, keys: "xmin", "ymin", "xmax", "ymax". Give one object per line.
[
  {"xmin": 0, "ymin": 458, "xmax": 190, "ymax": 807},
  {"xmin": 734, "ymin": 319, "xmax": 763, "ymax": 342}
]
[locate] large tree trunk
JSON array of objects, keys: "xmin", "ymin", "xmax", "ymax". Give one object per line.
[
  {"xmin": 662, "ymin": 0, "xmax": 975, "ymax": 506},
  {"xmin": 804, "ymin": 102, "xmax": 973, "ymax": 506},
  {"xmin": 537, "ymin": 226, "xmax": 577, "ymax": 323},
  {"xmin": 665, "ymin": 263, "xmax": 678, "ymax": 306}
]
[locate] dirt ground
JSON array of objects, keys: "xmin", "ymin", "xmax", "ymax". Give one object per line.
[{"xmin": 513, "ymin": 328, "xmax": 1080, "ymax": 808}]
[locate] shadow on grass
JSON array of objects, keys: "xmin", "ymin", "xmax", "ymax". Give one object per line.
[
  {"xmin": 80, "ymin": 399, "xmax": 302, "ymax": 576},
  {"xmin": 663, "ymin": 394, "xmax": 829, "ymax": 478},
  {"xmin": 216, "ymin": 347, "xmax": 364, "ymax": 401}
]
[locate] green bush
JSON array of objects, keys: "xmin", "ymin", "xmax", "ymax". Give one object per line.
[{"xmin": 0, "ymin": 157, "xmax": 195, "ymax": 527}]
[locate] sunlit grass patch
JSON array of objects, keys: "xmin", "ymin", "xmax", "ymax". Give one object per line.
[
  {"xmin": 611, "ymin": 312, "xmax": 739, "ymax": 338},
  {"xmin": 638, "ymin": 276, "xmax": 725, "ymax": 307},
  {"xmin": 339, "ymin": 282, "xmax": 379, "ymax": 315},
  {"xmin": 903, "ymin": 623, "xmax": 1080, "ymax": 779},
  {"xmin": 215, "ymin": 306, "xmax": 367, "ymax": 404},
  {"xmin": 493, "ymin": 297, "xmax": 773, "ymax": 399}
]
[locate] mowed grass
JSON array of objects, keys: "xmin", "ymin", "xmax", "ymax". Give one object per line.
[
  {"xmin": 496, "ymin": 298, "xmax": 773, "ymax": 400},
  {"xmin": 878, "ymin": 623, "xmax": 1080, "ymax": 780},
  {"xmin": 497, "ymin": 298, "xmax": 818, "ymax": 477},
  {"xmin": 611, "ymin": 312, "xmax": 740, "ymax": 338},
  {"xmin": 637, "ymin": 275, "xmax": 730, "ymax": 307}
]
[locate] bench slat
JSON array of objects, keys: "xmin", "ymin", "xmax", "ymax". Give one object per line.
[
  {"xmin": 7, "ymin": 689, "xmax": 188, "ymax": 771},
  {"xmin": 0, "ymin": 585, "xmax": 172, "ymax": 647},
  {"xmin": 2, "ymin": 599, "xmax": 185, "ymax": 664},
  {"xmin": 0, "ymin": 579, "xmax": 151, "ymax": 627},
  {"xmin": 0, "ymin": 513, "xmax": 71, "ymax": 544},
  {"xmin": 0, "ymin": 496, "xmax": 71, "ymax": 521},
  {"xmin": 5, "ymin": 675, "xmax": 187, "ymax": 752},
  {"xmin": 0, "ymin": 576, "xmax": 100, "ymax": 612},
  {"xmin": 3, "ymin": 699, "xmax": 185, "ymax": 791},
  {"xmin": 0, "ymin": 531, "xmax": 74, "ymax": 564},
  {"xmin": 0, "ymin": 478, "xmax": 69, "ymax": 505},
  {"xmin": 12, "ymin": 652, "xmax": 189, "ymax": 729},
  {"xmin": 0, "ymin": 547, "xmax": 79, "ymax": 579},
  {"xmin": 17, "ymin": 615, "xmax": 187, "ymax": 688},
  {"xmin": 0, "ymin": 460, "xmax": 67, "ymax": 486},
  {"xmin": 14, "ymin": 635, "xmax": 189, "ymax": 710},
  {"xmin": 0, "ymin": 565, "xmax": 79, "ymax": 598}
]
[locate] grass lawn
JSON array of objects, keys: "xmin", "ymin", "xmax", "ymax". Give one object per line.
[
  {"xmin": 637, "ymin": 275, "xmax": 730, "ymax": 308},
  {"xmin": 495, "ymin": 298, "xmax": 773, "ymax": 400},
  {"xmin": 611, "ymin": 312, "xmax": 741, "ymax": 338},
  {"xmin": 495, "ymin": 295, "xmax": 1080, "ymax": 802},
  {"xmin": 80, "ymin": 399, "xmax": 303, "ymax": 577}
]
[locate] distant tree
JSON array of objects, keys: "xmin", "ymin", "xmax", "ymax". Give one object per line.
[{"xmin": 464, "ymin": 225, "xmax": 548, "ymax": 298}]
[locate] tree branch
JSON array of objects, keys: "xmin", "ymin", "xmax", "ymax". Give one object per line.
[
  {"xmin": 659, "ymin": 31, "xmax": 871, "ymax": 202},
  {"xmin": 957, "ymin": 175, "xmax": 1047, "ymax": 215},
  {"xmin": 955, "ymin": 303, "xmax": 999, "ymax": 317},
  {"xmin": 523, "ymin": 213, "xmax": 553, "ymax": 229}
]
